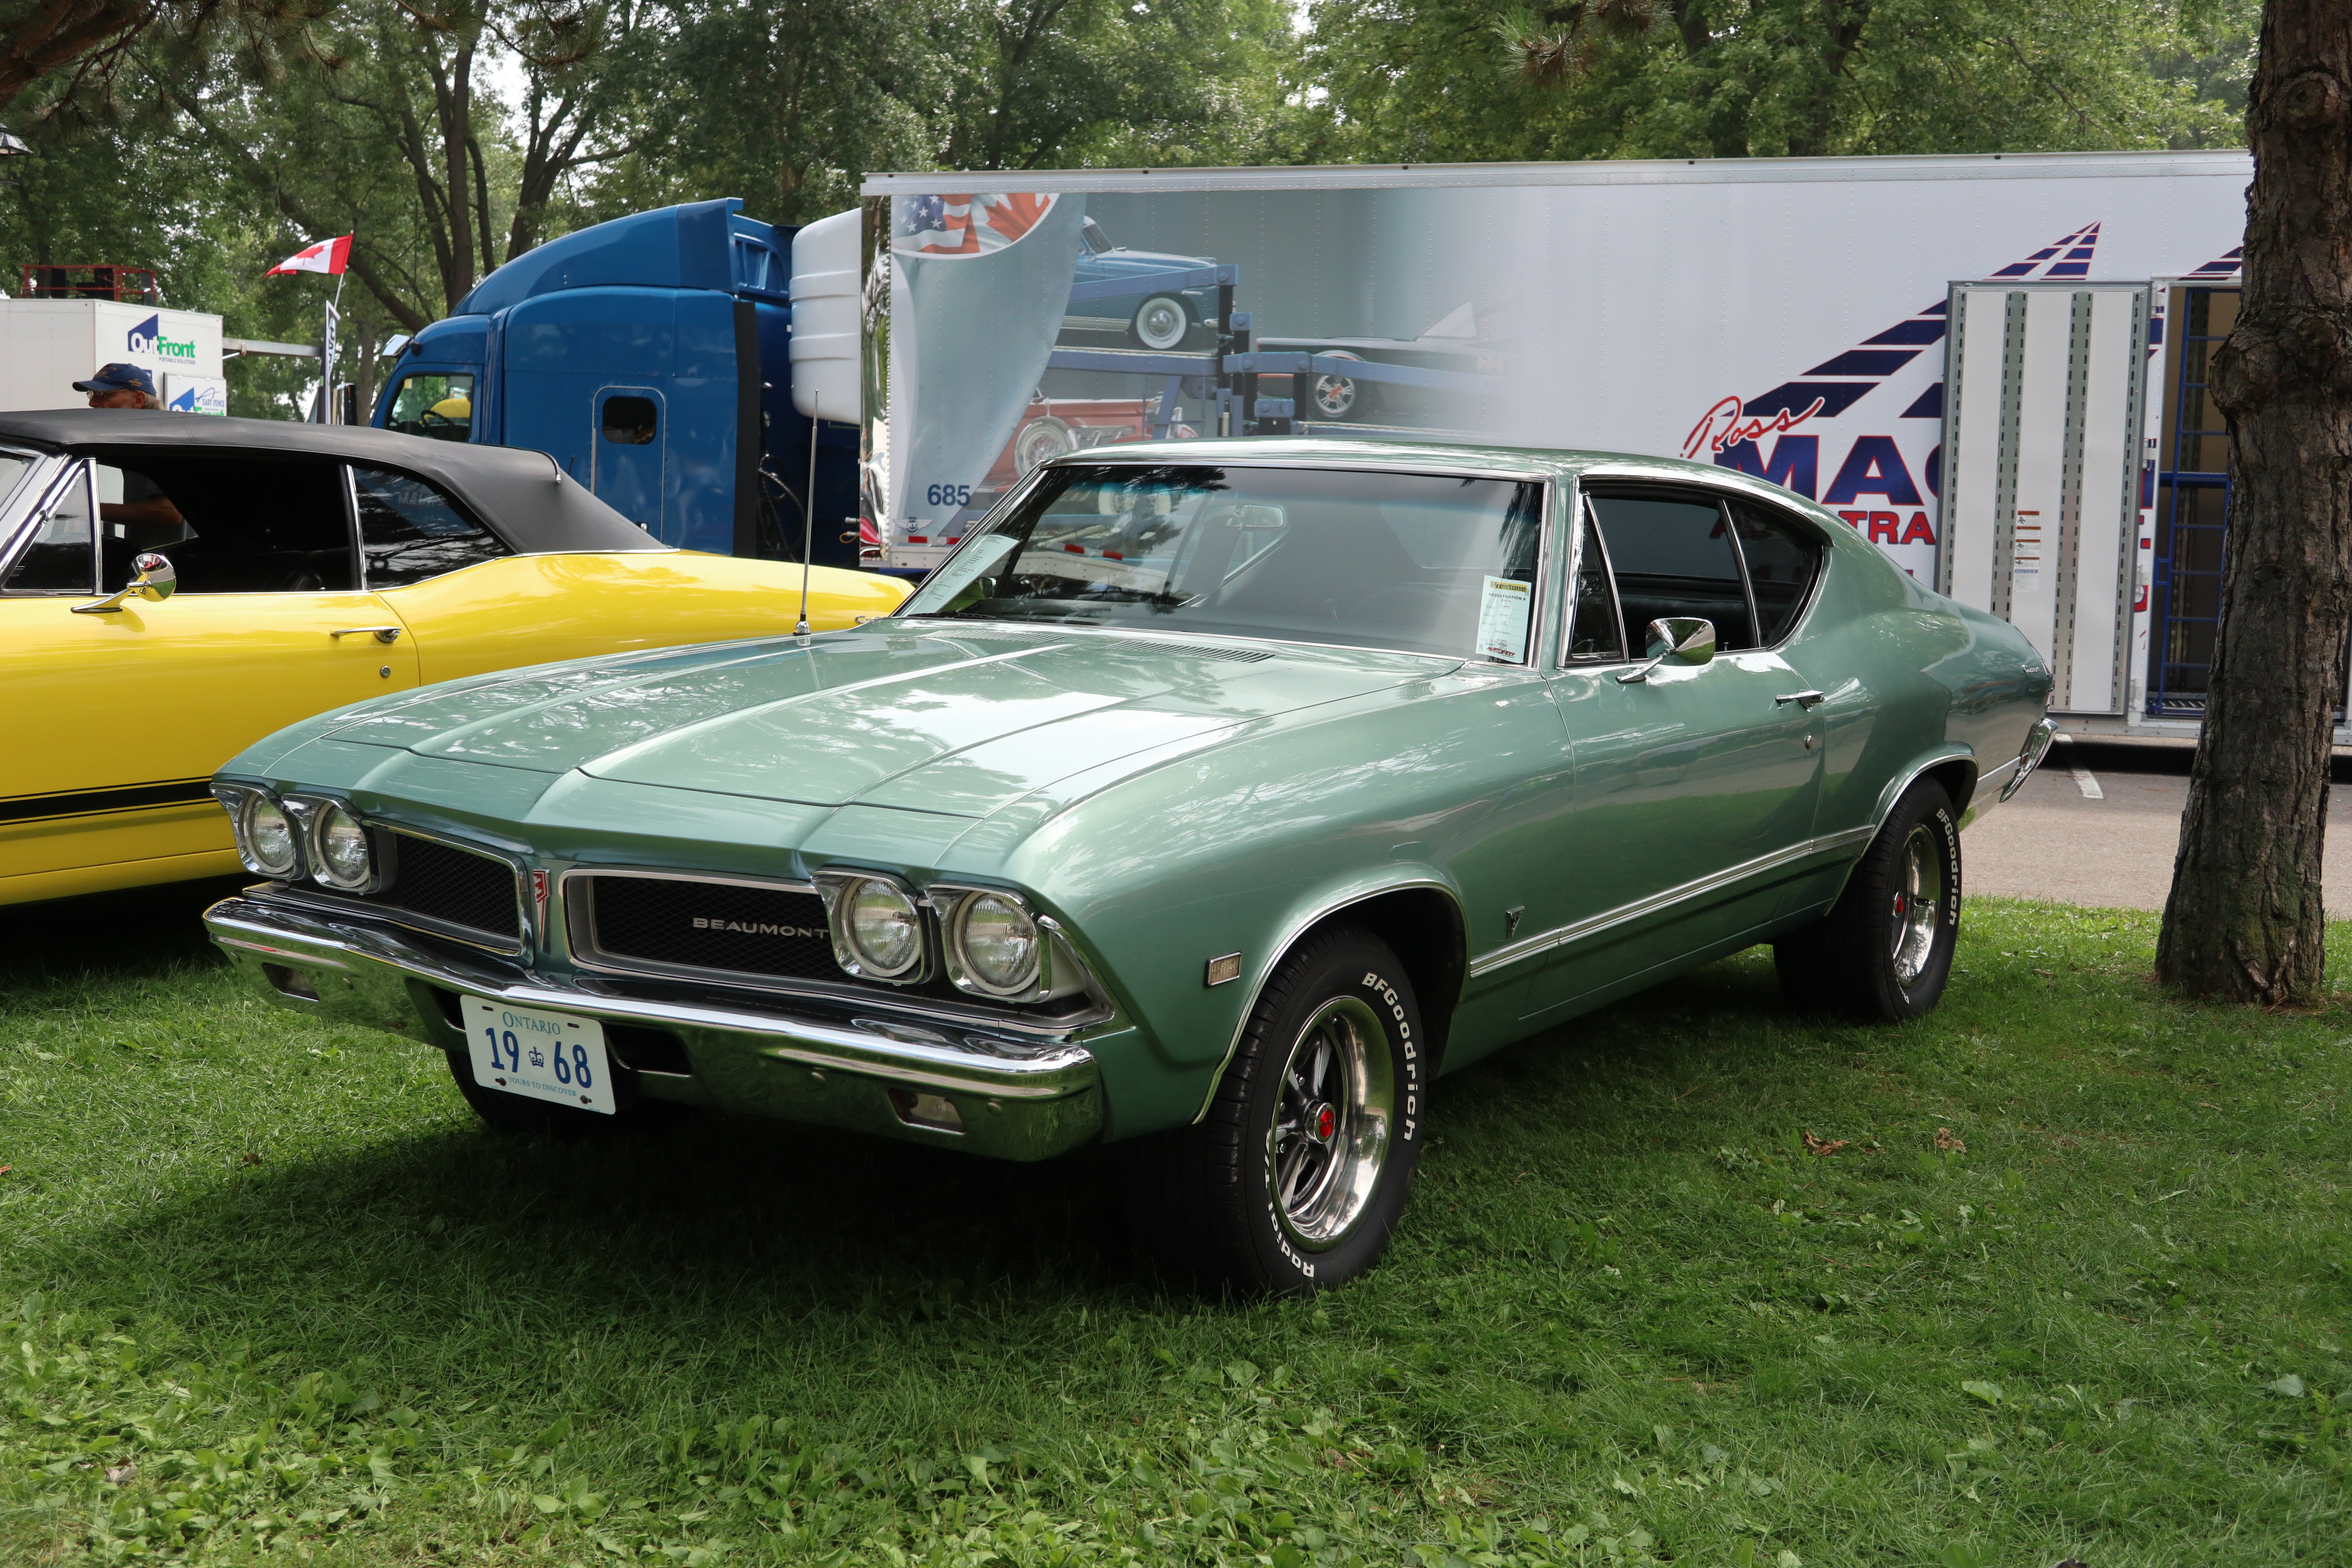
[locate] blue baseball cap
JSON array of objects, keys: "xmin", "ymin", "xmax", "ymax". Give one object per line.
[{"xmin": 74, "ymin": 363, "xmax": 157, "ymax": 397}]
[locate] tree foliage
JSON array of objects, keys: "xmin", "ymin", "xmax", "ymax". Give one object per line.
[
  {"xmin": 0, "ymin": 0, "xmax": 2267, "ymax": 421},
  {"xmin": 1301, "ymin": 0, "xmax": 2259, "ymax": 163}
]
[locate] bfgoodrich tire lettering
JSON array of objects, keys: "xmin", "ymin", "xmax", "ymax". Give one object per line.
[
  {"xmin": 1774, "ymin": 778, "xmax": 1963, "ymax": 1022},
  {"xmin": 1125, "ymin": 925, "xmax": 1425, "ymax": 1295}
]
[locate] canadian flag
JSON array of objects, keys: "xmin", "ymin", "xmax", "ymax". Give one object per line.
[{"xmin": 267, "ymin": 235, "xmax": 352, "ymax": 276}]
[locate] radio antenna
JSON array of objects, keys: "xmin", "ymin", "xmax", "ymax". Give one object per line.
[{"xmin": 796, "ymin": 391, "xmax": 817, "ymax": 640}]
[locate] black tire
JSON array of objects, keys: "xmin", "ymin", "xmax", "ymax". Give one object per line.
[
  {"xmin": 1124, "ymin": 925, "xmax": 1425, "ymax": 1295},
  {"xmin": 443, "ymin": 1049, "xmax": 652, "ymax": 1139},
  {"xmin": 1774, "ymin": 778, "xmax": 1963, "ymax": 1022}
]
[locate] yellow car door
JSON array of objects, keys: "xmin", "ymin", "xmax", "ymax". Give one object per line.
[
  {"xmin": 0, "ymin": 456, "xmax": 419, "ymax": 906},
  {"xmin": 346, "ymin": 462, "xmax": 908, "ymax": 683}
]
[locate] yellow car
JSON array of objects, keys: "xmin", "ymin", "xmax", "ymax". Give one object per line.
[{"xmin": 0, "ymin": 410, "xmax": 908, "ymax": 906}]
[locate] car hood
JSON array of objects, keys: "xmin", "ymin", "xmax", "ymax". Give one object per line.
[{"xmin": 309, "ymin": 622, "xmax": 1455, "ymax": 819}]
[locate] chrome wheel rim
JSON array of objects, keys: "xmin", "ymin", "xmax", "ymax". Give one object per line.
[
  {"xmin": 1312, "ymin": 374, "xmax": 1356, "ymax": 417},
  {"xmin": 1136, "ymin": 299, "xmax": 1186, "ymax": 348},
  {"xmin": 1268, "ymin": 995, "xmax": 1393, "ymax": 1250},
  {"xmin": 1890, "ymin": 823, "xmax": 1944, "ymax": 987}
]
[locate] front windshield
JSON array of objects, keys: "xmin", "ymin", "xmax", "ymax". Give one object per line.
[{"xmin": 899, "ymin": 463, "xmax": 1545, "ymax": 661}]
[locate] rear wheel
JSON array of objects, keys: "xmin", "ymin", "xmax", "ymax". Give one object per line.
[
  {"xmin": 1774, "ymin": 778, "xmax": 1963, "ymax": 1021},
  {"xmin": 1125, "ymin": 926, "xmax": 1425, "ymax": 1294}
]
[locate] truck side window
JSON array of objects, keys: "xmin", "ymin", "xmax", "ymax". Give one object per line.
[
  {"xmin": 353, "ymin": 466, "xmax": 512, "ymax": 588},
  {"xmin": 1726, "ymin": 498, "xmax": 1823, "ymax": 645},
  {"xmin": 1586, "ymin": 491, "xmax": 1755, "ymax": 652},
  {"xmin": 2, "ymin": 464, "xmax": 96, "ymax": 593},
  {"xmin": 386, "ymin": 374, "xmax": 475, "ymax": 442},
  {"xmin": 601, "ymin": 396, "xmax": 657, "ymax": 446}
]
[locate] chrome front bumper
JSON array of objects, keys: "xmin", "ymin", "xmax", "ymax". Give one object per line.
[
  {"xmin": 2000, "ymin": 716, "xmax": 2060, "ymax": 803},
  {"xmin": 204, "ymin": 896, "xmax": 1104, "ymax": 1160}
]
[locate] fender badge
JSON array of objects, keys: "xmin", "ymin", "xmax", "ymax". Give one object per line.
[{"xmin": 1205, "ymin": 952, "xmax": 1242, "ymax": 987}]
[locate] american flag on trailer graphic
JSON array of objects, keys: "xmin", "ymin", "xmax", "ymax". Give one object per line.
[{"xmin": 895, "ymin": 193, "xmax": 1058, "ymax": 256}]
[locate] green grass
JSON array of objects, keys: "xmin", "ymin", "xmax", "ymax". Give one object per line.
[{"xmin": 2, "ymin": 880, "xmax": 2348, "ymax": 1567}]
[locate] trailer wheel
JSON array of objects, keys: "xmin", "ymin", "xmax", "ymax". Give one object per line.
[
  {"xmin": 1124, "ymin": 925, "xmax": 1424, "ymax": 1296},
  {"xmin": 1308, "ymin": 352, "xmax": 1363, "ymax": 420},
  {"xmin": 1774, "ymin": 778, "xmax": 1963, "ymax": 1022},
  {"xmin": 1132, "ymin": 295, "xmax": 1190, "ymax": 351},
  {"xmin": 1013, "ymin": 416, "xmax": 1075, "ymax": 475}
]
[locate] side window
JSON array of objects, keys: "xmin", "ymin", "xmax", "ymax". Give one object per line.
[
  {"xmin": 1564, "ymin": 505, "xmax": 1624, "ymax": 661},
  {"xmin": 385, "ymin": 374, "xmax": 475, "ymax": 442},
  {"xmin": 1586, "ymin": 491, "xmax": 1755, "ymax": 652},
  {"xmin": 601, "ymin": 395, "xmax": 658, "ymax": 446},
  {"xmin": 81, "ymin": 450, "xmax": 352, "ymax": 593},
  {"xmin": 354, "ymin": 466, "xmax": 511, "ymax": 588},
  {"xmin": 2, "ymin": 464, "xmax": 96, "ymax": 593},
  {"xmin": 1728, "ymin": 499, "xmax": 1823, "ymax": 645}
]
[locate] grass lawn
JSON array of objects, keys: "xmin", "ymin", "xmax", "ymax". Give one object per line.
[{"xmin": 1, "ymin": 878, "xmax": 2347, "ymax": 1567}]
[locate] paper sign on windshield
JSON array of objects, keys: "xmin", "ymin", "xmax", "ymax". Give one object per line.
[{"xmin": 1477, "ymin": 576, "xmax": 1531, "ymax": 662}]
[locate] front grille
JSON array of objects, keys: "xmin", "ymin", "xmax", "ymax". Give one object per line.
[
  {"xmin": 582, "ymin": 875, "xmax": 840, "ymax": 982},
  {"xmin": 347, "ymin": 832, "xmax": 520, "ymax": 942}
]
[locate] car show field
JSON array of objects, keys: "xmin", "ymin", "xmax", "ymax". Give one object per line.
[{"xmin": 1, "ymin": 884, "xmax": 2344, "ymax": 1566}]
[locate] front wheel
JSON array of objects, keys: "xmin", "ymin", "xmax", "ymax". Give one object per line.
[
  {"xmin": 1774, "ymin": 777, "xmax": 1962, "ymax": 1021},
  {"xmin": 1125, "ymin": 926, "xmax": 1425, "ymax": 1294},
  {"xmin": 1131, "ymin": 295, "xmax": 1190, "ymax": 351}
]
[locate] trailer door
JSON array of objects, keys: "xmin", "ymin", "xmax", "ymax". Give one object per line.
[{"xmin": 1938, "ymin": 281, "xmax": 2149, "ymax": 713}]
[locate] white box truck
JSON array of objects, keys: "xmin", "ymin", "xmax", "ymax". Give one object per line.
[
  {"xmin": 820, "ymin": 151, "xmax": 2261, "ymax": 741},
  {"xmin": 0, "ymin": 298, "xmax": 228, "ymax": 415}
]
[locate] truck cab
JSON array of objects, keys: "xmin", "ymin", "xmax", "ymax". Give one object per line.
[{"xmin": 375, "ymin": 199, "xmax": 860, "ymax": 565}]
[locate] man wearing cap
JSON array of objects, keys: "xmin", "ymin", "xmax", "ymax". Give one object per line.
[{"xmin": 72, "ymin": 363, "xmax": 183, "ymax": 539}]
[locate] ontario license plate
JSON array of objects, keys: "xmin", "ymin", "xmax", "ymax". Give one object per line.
[{"xmin": 461, "ymin": 996, "xmax": 615, "ymax": 1115}]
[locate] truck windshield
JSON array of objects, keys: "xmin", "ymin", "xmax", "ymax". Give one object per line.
[
  {"xmin": 898, "ymin": 463, "xmax": 1545, "ymax": 662},
  {"xmin": 385, "ymin": 372, "xmax": 476, "ymax": 442}
]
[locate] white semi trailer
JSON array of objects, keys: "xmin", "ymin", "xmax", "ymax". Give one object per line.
[
  {"xmin": 0, "ymin": 298, "xmax": 227, "ymax": 415},
  {"xmin": 797, "ymin": 151, "xmax": 2263, "ymax": 742}
]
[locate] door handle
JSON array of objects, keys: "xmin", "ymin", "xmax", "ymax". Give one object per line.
[
  {"xmin": 331, "ymin": 626, "xmax": 403, "ymax": 644},
  {"xmin": 1775, "ymin": 690, "xmax": 1826, "ymax": 709}
]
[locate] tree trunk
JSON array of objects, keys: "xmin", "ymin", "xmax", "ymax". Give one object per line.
[{"xmin": 2157, "ymin": 0, "xmax": 2352, "ymax": 1004}]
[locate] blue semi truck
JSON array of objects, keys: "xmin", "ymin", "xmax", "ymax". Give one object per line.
[{"xmin": 372, "ymin": 198, "xmax": 863, "ymax": 566}]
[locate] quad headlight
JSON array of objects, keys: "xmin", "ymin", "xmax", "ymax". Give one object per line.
[
  {"xmin": 224, "ymin": 789, "xmax": 302, "ymax": 879},
  {"xmin": 934, "ymin": 886, "xmax": 1091, "ymax": 1004},
  {"xmin": 817, "ymin": 872, "xmax": 926, "ymax": 980},
  {"xmin": 813, "ymin": 871, "xmax": 1097, "ymax": 1004},
  {"xmin": 955, "ymin": 893, "xmax": 1039, "ymax": 995},
  {"xmin": 309, "ymin": 801, "xmax": 374, "ymax": 890}
]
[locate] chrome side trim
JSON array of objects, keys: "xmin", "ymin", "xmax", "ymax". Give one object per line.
[
  {"xmin": 1465, "ymin": 828, "xmax": 1872, "ymax": 980},
  {"xmin": 1192, "ymin": 876, "xmax": 1465, "ymax": 1123},
  {"xmin": 1998, "ymin": 717, "xmax": 2058, "ymax": 802}
]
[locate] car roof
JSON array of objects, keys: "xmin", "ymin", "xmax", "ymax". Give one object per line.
[
  {"xmin": 0, "ymin": 409, "xmax": 664, "ymax": 555},
  {"xmin": 1045, "ymin": 437, "xmax": 1857, "ymax": 543},
  {"xmin": 1051, "ymin": 436, "xmax": 1757, "ymax": 486}
]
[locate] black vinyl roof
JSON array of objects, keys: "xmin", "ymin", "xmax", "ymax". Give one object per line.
[{"xmin": 0, "ymin": 410, "xmax": 663, "ymax": 555}]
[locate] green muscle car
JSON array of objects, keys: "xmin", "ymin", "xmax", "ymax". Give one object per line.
[{"xmin": 203, "ymin": 440, "xmax": 2056, "ymax": 1293}]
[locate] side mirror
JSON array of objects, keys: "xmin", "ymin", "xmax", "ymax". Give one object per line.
[
  {"xmin": 1617, "ymin": 615, "xmax": 1715, "ymax": 684},
  {"xmin": 72, "ymin": 552, "xmax": 178, "ymax": 615}
]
